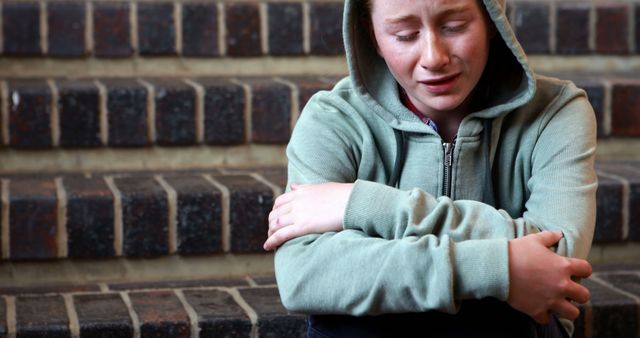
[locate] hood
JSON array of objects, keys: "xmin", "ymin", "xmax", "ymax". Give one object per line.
[{"xmin": 342, "ymin": 0, "xmax": 536, "ymax": 132}]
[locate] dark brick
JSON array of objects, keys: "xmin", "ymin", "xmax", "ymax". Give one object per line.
[
  {"xmin": 48, "ymin": 2, "xmax": 86, "ymax": 57},
  {"xmin": 7, "ymin": 80, "xmax": 52, "ymax": 148},
  {"xmin": 2, "ymin": 2, "xmax": 41, "ymax": 55},
  {"xmin": 0, "ymin": 283, "xmax": 100, "ymax": 295},
  {"xmin": 57, "ymin": 80, "xmax": 101, "ymax": 147},
  {"xmin": 251, "ymin": 275, "xmax": 277, "ymax": 286},
  {"xmin": 93, "ymin": 2, "xmax": 133, "ymax": 57},
  {"xmin": 103, "ymin": 79, "xmax": 150, "ymax": 146},
  {"xmin": 309, "ymin": 2, "xmax": 344, "ymax": 55},
  {"xmin": 598, "ymin": 273, "xmax": 640, "ymax": 297},
  {"xmin": 610, "ymin": 81, "xmax": 640, "ymax": 136},
  {"xmin": 182, "ymin": 289, "xmax": 252, "ymax": 337},
  {"xmin": 198, "ymin": 78, "xmax": 245, "ymax": 145},
  {"xmin": 247, "ymin": 79, "xmax": 291, "ymax": 144},
  {"xmin": 225, "ymin": 3, "xmax": 262, "ymax": 57},
  {"xmin": 182, "ymin": 3, "xmax": 218, "ymax": 57},
  {"xmin": 64, "ymin": 176, "xmax": 115, "ymax": 258},
  {"xmin": 556, "ymin": 4, "xmax": 591, "ymax": 55},
  {"xmin": 596, "ymin": 4, "xmax": 629, "ymax": 55},
  {"xmin": 286, "ymin": 77, "xmax": 335, "ymax": 112},
  {"xmin": 9, "ymin": 178, "xmax": 58, "ymax": 260},
  {"xmin": 583, "ymin": 278, "xmax": 638, "ymax": 338},
  {"xmin": 137, "ymin": 3, "xmax": 176, "ymax": 55},
  {"xmin": 151, "ymin": 80, "xmax": 197, "ymax": 145},
  {"xmin": 239, "ymin": 287, "xmax": 306, "ymax": 338},
  {"xmin": 513, "ymin": 2, "xmax": 550, "ymax": 54},
  {"xmin": 164, "ymin": 175, "xmax": 223, "ymax": 254},
  {"xmin": 573, "ymin": 303, "xmax": 586, "ymax": 338},
  {"xmin": 129, "ymin": 291, "xmax": 190, "ymax": 338},
  {"xmin": 75, "ymin": 293, "xmax": 133, "ymax": 338},
  {"xmin": 636, "ymin": 5, "xmax": 640, "ymax": 54},
  {"xmin": 15, "ymin": 295, "xmax": 69, "ymax": 338},
  {"xmin": 268, "ymin": 3, "xmax": 304, "ymax": 56},
  {"xmin": 115, "ymin": 177, "xmax": 169, "ymax": 257},
  {"xmin": 213, "ymin": 175, "xmax": 273, "ymax": 253},
  {"xmin": 574, "ymin": 79, "xmax": 606, "ymax": 137},
  {"xmin": 0, "ymin": 297, "xmax": 5, "ymax": 337},
  {"xmin": 596, "ymin": 163, "xmax": 640, "ymax": 241},
  {"xmin": 594, "ymin": 175, "xmax": 624, "ymax": 242},
  {"xmin": 109, "ymin": 277, "xmax": 247, "ymax": 291}
]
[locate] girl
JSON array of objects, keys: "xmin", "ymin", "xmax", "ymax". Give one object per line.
[{"xmin": 265, "ymin": 0, "xmax": 596, "ymax": 336}]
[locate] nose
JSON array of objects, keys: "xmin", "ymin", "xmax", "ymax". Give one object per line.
[{"xmin": 419, "ymin": 32, "xmax": 450, "ymax": 71}]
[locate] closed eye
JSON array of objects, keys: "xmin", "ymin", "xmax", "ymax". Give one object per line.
[{"xmin": 395, "ymin": 32, "xmax": 419, "ymax": 42}]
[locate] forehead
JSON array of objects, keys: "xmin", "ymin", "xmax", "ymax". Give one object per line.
[{"xmin": 370, "ymin": 0, "xmax": 483, "ymax": 18}]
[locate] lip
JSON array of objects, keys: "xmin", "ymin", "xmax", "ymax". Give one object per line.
[{"xmin": 419, "ymin": 73, "xmax": 461, "ymax": 94}]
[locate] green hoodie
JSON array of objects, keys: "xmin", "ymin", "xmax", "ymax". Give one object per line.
[{"xmin": 275, "ymin": 0, "xmax": 597, "ymax": 334}]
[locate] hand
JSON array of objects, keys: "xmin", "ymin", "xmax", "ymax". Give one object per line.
[
  {"xmin": 507, "ymin": 231, "xmax": 592, "ymax": 324},
  {"xmin": 263, "ymin": 182, "xmax": 353, "ymax": 251}
]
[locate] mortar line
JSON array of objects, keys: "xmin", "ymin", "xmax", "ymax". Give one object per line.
[
  {"xmin": 98, "ymin": 282, "xmax": 110, "ymax": 292},
  {"xmin": 217, "ymin": 2, "xmax": 226, "ymax": 56},
  {"xmin": 104, "ymin": 176, "xmax": 123, "ymax": 257},
  {"xmin": 137, "ymin": 79, "xmax": 156, "ymax": 144},
  {"xmin": 183, "ymin": 79, "xmax": 205, "ymax": 144},
  {"xmin": 63, "ymin": 293, "xmax": 80, "ymax": 338},
  {"xmin": 55, "ymin": 177, "xmax": 69, "ymax": 258},
  {"xmin": 5, "ymin": 295, "xmax": 16, "ymax": 338},
  {"xmin": 94, "ymin": 79, "xmax": 109, "ymax": 146},
  {"xmin": 230, "ymin": 79, "xmax": 252, "ymax": 143},
  {"xmin": 0, "ymin": 80, "xmax": 9, "ymax": 146},
  {"xmin": 175, "ymin": 2, "xmax": 182, "ymax": 55},
  {"xmin": 154, "ymin": 175, "xmax": 178, "ymax": 254},
  {"xmin": 174, "ymin": 289, "xmax": 200, "ymax": 338},
  {"xmin": 86, "ymin": 2, "xmax": 93, "ymax": 55},
  {"xmin": 1, "ymin": 179, "xmax": 9, "ymax": 260},
  {"xmin": 302, "ymin": 1, "xmax": 310, "ymax": 54},
  {"xmin": 130, "ymin": 1, "xmax": 138, "ymax": 56},
  {"xmin": 596, "ymin": 171, "xmax": 630, "ymax": 240},
  {"xmin": 120, "ymin": 291, "xmax": 141, "ymax": 338},
  {"xmin": 260, "ymin": 2, "xmax": 268, "ymax": 55},
  {"xmin": 602, "ymin": 79, "xmax": 612, "ymax": 137},
  {"xmin": 40, "ymin": 1, "xmax": 48, "ymax": 55},
  {"xmin": 225, "ymin": 288, "xmax": 258, "ymax": 338},
  {"xmin": 249, "ymin": 172, "xmax": 283, "ymax": 197},
  {"xmin": 47, "ymin": 79, "xmax": 60, "ymax": 147},
  {"xmin": 274, "ymin": 77, "xmax": 299, "ymax": 135},
  {"xmin": 244, "ymin": 276, "xmax": 258, "ymax": 287},
  {"xmin": 588, "ymin": 3, "xmax": 596, "ymax": 53},
  {"xmin": 549, "ymin": 1, "xmax": 557, "ymax": 54},
  {"xmin": 202, "ymin": 174, "xmax": 230, "ymax": 253},
  {"xmin": 590, "ymin": 274, "xmax": 640, "ymax": 303}
]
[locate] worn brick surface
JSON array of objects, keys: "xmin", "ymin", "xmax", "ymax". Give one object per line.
[
  {"xmin": 2, "ymin": 2, "xmax": 41, "ymax": 55},
  {"xmin": 583, "ymin": 278, "xmax": 638, "ymax": 338},
  {"xmin": 199, "ymin": 78, "xmax": 245, "ymax": 145},
  {"xmin": 268, "ymin": 3, "xmax": 304, "ymax": 56},
  {"xmin": 65, "ymin": 176, "xmax": 115, "ymax": 258},
  {"xmin": 164, "ymin": 175, "xmax": 223, "ymax": 254},
  {"xmin": 309, "ymin": 2, "xmax": 344, "ymax": 55},
  {"xmin": 0, "ymin": 297, "xmax": 5, "ymax": 337},
  {"xmin": 610, "ymin": 81, "xmax": 640, "ymax": 137},
  {"xmin": 15, "ymin": 295, "xmax": 69, "ymax": 338},
  {"xmin": 598, "ymin": 273, "xmax": 640, "ymax": 297},
  {"xmin": 93, "ymin": 3, "xmax": 133, "ymax": 57},
  {"xmin": 573, "ymin": 303, "xmax": 586, "ymax": 338},
  {"xmin": 57, "ymin": 80, "xmax": 101, "ymax": 147},
  {"xmin": 9, "ymin": 179, "xmax": 58, "ymax": 260},
  {"xmin": 129, "ymin": 291, "xmax": 190, "ymax": 338},
  {"xmin": 556, "ymin": 4, "xmax": 590, "ymax": 55},
  {"xmin": 248, "ymin": 79, "xmax": 291, "ymax": 144},
  {"xmin": 103, "ymin": 79, "xmax": 149, "ymax": 146},
  {"xmin": 109, "ymin": 277, "xmax": 247, "ymax": 291},
  {"xmin": 75, "ymin": 293, "xmax": 133, "ymax": 338},
  {"xmin": 225, "ymin": 3, "xmax": 262, "ymax": 57},
  {"xmin": 596, "ymin": 4, "xmax": 629, "ymax": 55},
  {"xmin": 596, "ymin": 163, "xmax": 640, "ymax": 241},
  {"xmin": 239, "ymin": 287, "xmax": 306, "ymax": 338},
  {"xmin": 636, "ymin": 5, "xmax": 640, "ymax": 54},
  {"xmin": 0, "ymin": 284, "xmax": 100, "ymax": 295},
  {"xmin": 138, "ymin": 3, "xmax": 176, "ymax": 55},
  {"xmin": 7, "ymin": 80, "xmax": 52, "ymax": 148},
  {"xmin": 213, "ymin": 175, "xmax": 272, "ymax": 253},
  {"xmin": 182, "ymin": 3, "xmax": 218, "ymax": 57},
  {"xmin": 574, "ymin": 79, "xmax": 606, "ymax": 137},
  {"xmin": 152, "ymin": 80, "xmax": 197, "ymax": 145},
  {"xmin": 513, "ymin": 2, "xmax": 550, "ymax": 54},
  {"xmin": 251, "ymin": 275, "xmax": 277, "ymax": 286},
  {"xmin": 48, "ymin": 2, "xmax": 86, "ymax": 57},
  {"xmin": 115, "ymin": 177, "xmax": 169, "ymax": 257},
  {"xmin": 183, "ymin": 289, "xmax": 252, "ymax": 338},
  {"xmin": 285, "ymin": 77, "xmax": 335, "ymax": 112},
  {"xmin": 594, "ymin": 175, "xmax": 624, "ymax": 242}
]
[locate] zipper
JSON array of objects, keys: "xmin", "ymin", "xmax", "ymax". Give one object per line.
[{"xmin": 442, "ymin": 137, "xmax": 457, "ymax": 198}]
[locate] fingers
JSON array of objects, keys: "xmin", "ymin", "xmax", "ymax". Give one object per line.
[
  {"xmin": 532, "ymin": 311, "xmax": 550, "ymax": 325},
  {"xmin": 535, "ymin": 230, "xmax": 563, "ymax": 247},
  {"xmin": 551, "ymin": 299, "xmax": 580, "ymax": 321},
  {"xmin": 263, "ymin": 225, "xmax": 299, "ymax": 251},
  {"xmin": 268, "ymin": 212, "xmax": 294, "ymax": 237},
  {"xmin": 567, "ymin": 257, "xmax": 593, "ymax": 279},
  {"xmin": 563, "ymin": 280, "xmax": 591, "ymax": 304},
  {"xmin": 272, "ymin": 191, "xmax": 294, "ymax": 209}
]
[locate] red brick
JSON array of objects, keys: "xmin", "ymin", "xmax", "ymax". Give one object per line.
[
  {"xmin": 74, "ymin": 293, "xmax": 133, "ymax": 337},
  {"xmin": 196, "ymin": 78, "xmax": 246, "ymax": 145},
  {"xmin": 596, "ymin": 4, "xmax": 630, "ymax": 54},
  {"xmin": 129, "ymin": 291, "xmax": 190, "ymax": 338},
  {"xmin": 48, "ymin": 1, "xmax": 87, "ymax": 57},
  {"xmin": 556, "ymin": 4, "xmax": 591, "ymax": 54},
  {"xmin": 610, "ymin": 81, "xmax": 640, "ymax": 136},
  {"xmin": 150, "ymin": 79, "xmax": 197, "ymax": 145},
  {"xmin": 137, "ymin": 2, "xmax": 176, "ymax": 55},
  {"xmin": 246, "ymin": 78, "xmax": 292, "ymax": 144},
  {"xmin": 513, "ymin": 2, "xmax": 550, "ymax": 54},
  {"xmin": 595, "ymin": 175, "xmax": 624, "ymax": 243},
  {"xmin": 309, "ymin": 2, "xmax": 344, "ymax": 55},
  {"xmin": 225, "ymin": 3, "xmax": 262, "ymax": 57},
  {"xmin": 285, "ymin": 76, "xmax": 335, "ymax": 112},
  {"xmin": 238, "ymin": 287, "xmax": 306, "ymax": 337},
  {"xmin": 182, "ymin": 289, "xmax": 252, "ymax": 337},
  {"xmin": 268, "ymin": 3, "xmax": 304, "ymax": 55},
  {"xmin": 15, "ymin": 295, "xmax": 69, "ymax": 338},
  {"xmin": 182, "ymin": 3, "xmax": 219, "ymax": 56},
  {"xmin": 102, "ymin": 79, "xmax": 150, "ymax": 147},
  {"xmin": 57, "ymin": 79, "xmax": 101, "ymax": 147},
  {"xmin": 2, "ymin": 2, "xmax": 41, "ymax": 56},
  {"xmin": 7, "ymin": 80, "xmax": 52, "ymax": 148},
  {"xmin": 93, "ymin": 2, "xmax": 133, "ymax": 57}
]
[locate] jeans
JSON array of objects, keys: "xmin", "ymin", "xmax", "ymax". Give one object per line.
[{"xmin": 307, "ymin": 298, "xmax": 569, "ymax": 338}]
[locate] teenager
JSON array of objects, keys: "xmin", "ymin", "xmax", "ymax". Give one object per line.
[{"xmin": 264, "ymin": 0, "xmax": 597, "ymax": 336}]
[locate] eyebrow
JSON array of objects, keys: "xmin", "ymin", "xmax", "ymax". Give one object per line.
[{"xmin": 383, "ymin": 4, "xmax": 473, "ymax": 25}]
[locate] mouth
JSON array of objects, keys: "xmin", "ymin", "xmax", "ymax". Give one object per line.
[{"xmin": 419, "ymin": 73, "xmax": 460, "ymax": 94}]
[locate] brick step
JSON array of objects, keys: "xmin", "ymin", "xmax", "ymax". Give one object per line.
[
  {"xmin": 0, "ymin": 265, "xmax": 638, "ymax": 338},
  {"xmin": 1, "ymin": 1, "xmax": 639, "ymax": 60},
  {"xmin": 0, "ymin": 162, "xmax": 638, "ymax": 262},
  {"xmin": 0, "ymin": 74, "xmax": 639, "ymax": 154}
]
